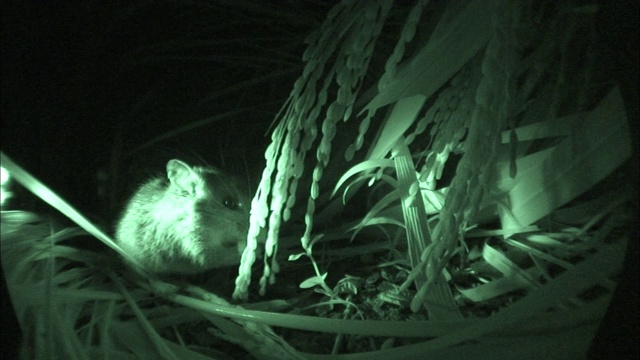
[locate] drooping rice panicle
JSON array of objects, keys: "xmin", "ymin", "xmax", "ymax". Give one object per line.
[{"xmin": 235, "ymin": 1, "xmax": 393, "ymax": 299}]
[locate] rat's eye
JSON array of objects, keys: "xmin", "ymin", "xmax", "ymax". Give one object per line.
[{"xmin": 223, "ymin": 196, "xmax": 240, "ymax": 210}]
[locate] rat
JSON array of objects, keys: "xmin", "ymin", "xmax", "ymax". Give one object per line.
[{"xmin": 115, "ymin": 159, "xmax": 250, "ymax": 275}]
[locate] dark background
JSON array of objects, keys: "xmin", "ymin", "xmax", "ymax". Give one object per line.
[{"xmin": 1, "ymin": 1, "xmax": 638, "ymax": 359}]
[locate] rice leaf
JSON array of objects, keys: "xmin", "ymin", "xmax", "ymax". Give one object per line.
[
  {"xmin": 365, "ymin": 95, "xmax": 426, "ymax": 161},
  {"xmin": 482, "ymin": 243, "xmax": 541, "ymax": 291},
  {"xmin": 331, "ymin": 158, "xmax": 395, "ymax": 197},
  {"xmin": 457, "ymin": 267, "xmax": 539, "ymax": 303},
  {"xmin": 393, "ymin": 142, "xmax": 462, "ymax": 320},
  {"xmin": 347, "ymin": 237, "xmax": 627, "ymax": 359},
  {"xmin": 0, "ymin": 152, "xmax": 147, "ymax": 272},
  {"xmin": 350, "ymin": 216, "xmax": 405, "ymax": 230},
  {"xmin": 419, "ymin": 186, "xmax": 447, "ymax": 214},
  {"xmin": 349, "ymin": 189, "xmax": 401, "ymax": 236},
  {"xmin": 363, "ymin": 0, "xmax": 494, "ymax": 112},
  {"xmin": 497, "ymin": 87, "xmax": 631, "ymax": 234}
]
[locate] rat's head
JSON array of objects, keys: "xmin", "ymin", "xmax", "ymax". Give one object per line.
[{"xmin": 166, "ymin": 159, "xmax": 250, "ymax": 269}]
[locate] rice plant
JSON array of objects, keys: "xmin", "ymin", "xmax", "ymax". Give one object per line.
[{"xmin": 1, "ymin": 0, "xmax": 634, "ymax": 359}]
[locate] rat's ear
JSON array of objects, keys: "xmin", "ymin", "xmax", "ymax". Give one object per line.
[{"xmin": 166, "ymin": 159, "xmax": 199, "ymax": 195}]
